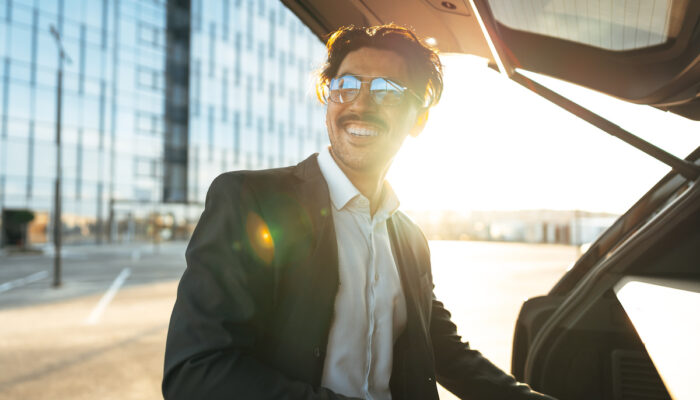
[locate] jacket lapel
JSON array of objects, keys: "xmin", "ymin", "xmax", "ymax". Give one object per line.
[
  {"xmin": 292, "ymin": 155, "xmax": 339, "ymax": 313},
  {"xmin": 270, "ymin": 155, "xmax": 339, "ymax": 385},
  {"xmin": 387, "ymin": 216, "xmax": 430, "ymax": 339},
  {"xmin": 388, "ymin": 216, "xmax": 437, "ymax": 399}
]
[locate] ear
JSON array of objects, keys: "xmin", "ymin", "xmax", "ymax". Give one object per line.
[{"xmin": 409, "ymin": 108, "xmax": 429, "ymax": 138}]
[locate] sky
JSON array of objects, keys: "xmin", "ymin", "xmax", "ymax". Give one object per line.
[{"xmin": 387, "ymin": 54, "xmax": 699, "ymax": 214}]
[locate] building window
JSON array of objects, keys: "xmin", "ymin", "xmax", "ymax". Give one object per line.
[
  {"xmin": 267, "ymin": 83, "xmax": 274, "ymax": 131},
  {"xmin": 245, "ymin": 77, "xmax": 252, "ymax": 127},
  {"xmin": 192, "ymin": 59, "xmax": 201, "ymax": 116},
  {"xmin": 233, "ymin": 110, "xmax": 240, "ymax": 162},
  {"xmin": 208, "ymin": 105, "xmax": 214, "ymax": 161},
  {"xmin": 278, "ymin": 52, "xmax": 285, "ymax": 96},
  {"xmin": 256, "ymin": 117, "xmax": 263, "ymax": 164},
  {"xmin": 278, "ymin": 124, "xmax": 285, "ymax": 165},
  {"xmin": 78, "ymin": 24, "xmax": 86, "ymax": 94},
  {"xmin": 193, "ymin": 0, "xmax": 202, "ymax": 32},
  {"xmin": 209, "ymin": 22, "xmax": 216, "ymax": 77},
  {"xmin": 222, "ymin": 0, "xmax": 229, "ymax": 40},
  {"xmin": 257, "ymin": 43, "xmax": 264, "ymax": 91},
  {"xmin": 1, "ymin": 58, "xmax": 8, "ymax": 139},
  {"xmin": 137, "ymin": 66, "xmax": 163, "ymax": 90},
  {"xmin": 101, "ymin": 0, "xmax": 108, "ymax": 49},
  {"xmin": 135, "ymin": 158, "xmax": 158, "ymax": 177},
  {"xmin": 4, "ymin": 0, "xmax": 12, "ymax": 22},
  {"xmin": 30, "ymin": 9, "xmax": 38, "ymax": 87},
  {"xmin": 246, "ymin": 0, "xmax": 253, "ymax": 51},
  {"xmin": 136, "ymin": 112, "xmax": 161, "ymax": 135},
  {"xmin": 288, "ymin": 89, "xmax": 296, "ymax": 130},
  {"xmin": 138, "ymin": 22, "xmax": 163, "ymax": 47},
  {"xmin": 234, "ymin": 32, "xmax": 241, "ymax": 85},
  {"xmin": 75, "ymin": 128, "xmax": 83, "ymax": 199},
  {"xmin": 98, "ymin": 80, "xmax": 106, "ymax": 149},
  {"xmin": 268, "ymin": 11, "xmax": 275, "ymax": 58},
  {"xmin": 221, "ymin": 68, "xmax": 228, "ymax": 122}
]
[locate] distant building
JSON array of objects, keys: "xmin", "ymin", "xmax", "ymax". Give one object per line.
[
  {"xmin": 0, "ymin": 0, "xmax": 326, "ymax": 246},
  {"xmin": 408, "ymin": 209, "xmax": 619, "ymax": 245}
]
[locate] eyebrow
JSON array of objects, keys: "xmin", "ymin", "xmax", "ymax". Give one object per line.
[{"xmin": 336, "ymin": 69, "xmax": 358, "ymax": 77}]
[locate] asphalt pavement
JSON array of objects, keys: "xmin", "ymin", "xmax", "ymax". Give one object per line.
[
  {"xmin": 0, "ymin": 240, "xmax": 576, "ymax": 400},
  {"xmin": 0, "ymin": 241, "xmax": 187, "ymax": 400},
  {"xmin": 0, "ymin": 241, "xmax": 187, "ymax": 310}
]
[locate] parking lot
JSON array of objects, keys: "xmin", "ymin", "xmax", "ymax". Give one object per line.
[{"xmin": 0, "ymin": 240, "xmax": 576, "ymax": 400}]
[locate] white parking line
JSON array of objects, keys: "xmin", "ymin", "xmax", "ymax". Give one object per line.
[
  {"xmin": 84, "ymin": 268, "xmax": 131, "ymax": 325},
  {"xmin": 0, "ymin": 271, "xmax": 49, "ymax": 294}
]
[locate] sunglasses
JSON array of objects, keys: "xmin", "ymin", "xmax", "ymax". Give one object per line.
[{"xmin": 327, "ymin": 74, "xmax": 424, "ymax": 106}]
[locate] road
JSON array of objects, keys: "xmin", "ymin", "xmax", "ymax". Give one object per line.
[
  {"xmin": 429, "ymin": 241, "xmax": 577, "ymax": 400},
  {"xmin": 0, "ymin": 240, "xmax": 577, "ymax": 400}
]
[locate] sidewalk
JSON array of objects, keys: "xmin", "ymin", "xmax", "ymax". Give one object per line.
[{"xmin": 0, "ymin": 240, "xmax": 187, "ymax": 259}]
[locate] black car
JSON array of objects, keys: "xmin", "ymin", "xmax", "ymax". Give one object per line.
[{"xmin": 281, "ymin": 1, "xmax": 700, "ymax": 399}]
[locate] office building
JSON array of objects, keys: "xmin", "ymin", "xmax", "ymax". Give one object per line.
[{"xmin": 0, "ymin": 0, "xmax": 327, "ymax": 246}]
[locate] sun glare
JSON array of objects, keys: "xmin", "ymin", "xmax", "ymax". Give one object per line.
[{"xmin": 388, "ymin": 54, "xmax": 699, "ymax": 214}]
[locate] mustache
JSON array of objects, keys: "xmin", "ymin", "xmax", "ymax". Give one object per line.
[{"xmin": 338, "ymin": 113, "xmax": 387, "ymax": 130}]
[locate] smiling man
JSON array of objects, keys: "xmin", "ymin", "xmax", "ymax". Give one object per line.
[{"xmin": 163, "ymin": 25, "xmax": 556, "ymax": 400}]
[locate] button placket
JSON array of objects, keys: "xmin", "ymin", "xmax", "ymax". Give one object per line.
[
  {"xmin": 365, "ymin": 222, "xmax": 376, "ymax": 396},
  {"xmin": 363, "ymin": 213, "xmax": 380, "ymax": 397}
]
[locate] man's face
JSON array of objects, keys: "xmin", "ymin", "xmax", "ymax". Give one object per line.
[{"xmin": 325, "ymin": 47, "xmax": 425, "ymax": 177}]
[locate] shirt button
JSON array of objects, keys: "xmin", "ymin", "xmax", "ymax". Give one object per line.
[
  {"xmin": 427, "ymin": 377, "xmax": 434, "ymax": 383},
  {"xmin": 313, "ymin": 346, "xmax": 321, "ymax": 358}
]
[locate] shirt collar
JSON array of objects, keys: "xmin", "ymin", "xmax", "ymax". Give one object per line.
[{"xmin": 317, "ymin": 147, "xmax": 400, "ymax": 216}]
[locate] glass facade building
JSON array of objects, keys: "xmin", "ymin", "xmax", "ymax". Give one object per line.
[
  {"xmin": 188, "ymin": 0, "xmax": 326, "ymax": 202},
  {"xmin": 0, "ymin": 0, "xmax": 327, "ymax": 245}
]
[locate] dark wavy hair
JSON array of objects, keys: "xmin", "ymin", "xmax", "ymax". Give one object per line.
[{"xmin": 317, "ymin": 24, "xmax": 443, "ymax": 108}]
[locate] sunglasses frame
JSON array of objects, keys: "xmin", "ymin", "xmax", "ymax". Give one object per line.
[{"xmin": 326, "ymin": 74, "xmax": 425, "ymax": 106}]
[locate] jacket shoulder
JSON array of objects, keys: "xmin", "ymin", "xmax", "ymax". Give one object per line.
[
  {"xmin": 212, "ymin": 165, "xmax": 298, "ymax": 187},
  {"xmin": 206, "ymin": 166, "xmax": 300, "ymax": 199},
  {"xmin": 392, "ymin": 210, "xmax": 428, "ymax": 244}
]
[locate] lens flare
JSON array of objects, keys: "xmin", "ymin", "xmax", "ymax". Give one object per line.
[{"xmin": 245, "ymin": 212, "xmax": 274, "ymax": 264}]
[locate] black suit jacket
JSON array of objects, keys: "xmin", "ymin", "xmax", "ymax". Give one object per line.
[{"xmin": 163, "ymin": 154, "xmax": 555, "ymax": 400}]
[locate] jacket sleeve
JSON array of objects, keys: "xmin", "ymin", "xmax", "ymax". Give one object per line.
[
  {"xmin": 430, "ymin": 296, "xmax": 558, "ymax": 400},
  {"xmin": 162, "ymin": 174, "xmax": 358, "ymax": 400}
]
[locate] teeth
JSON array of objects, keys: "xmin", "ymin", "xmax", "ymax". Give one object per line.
[{"xmin": 345, "ymin": 124, "xmax": 380, "ymax": 137}]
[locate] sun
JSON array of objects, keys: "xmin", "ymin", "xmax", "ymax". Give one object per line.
[{"xmin": 387, "ymin": 54, "xmax": 699, "ymax": 214}]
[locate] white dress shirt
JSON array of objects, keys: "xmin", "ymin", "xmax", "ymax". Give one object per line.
[{"xmin": 317, "ymin": 147, "xmax": 408, "ymax": 400}]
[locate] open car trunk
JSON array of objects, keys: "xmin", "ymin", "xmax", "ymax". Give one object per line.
[
  {"xmin": 281, "ymin": 0, "xmax": 700, "ymax": 120},
  {"xmin": 278, "ymin": 1, "xmax": 700, "ymax": 398},
  {"xmin": 512, "ymin": 147, "xmax": 700, "ymax": 399}
]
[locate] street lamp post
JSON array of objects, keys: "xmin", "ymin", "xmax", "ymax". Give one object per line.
[{"xmin": 50, "ymin": 25, "xmax": 71, "ymax": 288}]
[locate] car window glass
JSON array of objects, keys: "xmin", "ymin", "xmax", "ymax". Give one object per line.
[{"xmin": 488, "ymin": 0, "xmax": 689, "ymax": 51}]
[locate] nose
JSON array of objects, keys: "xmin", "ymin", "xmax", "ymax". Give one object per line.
[{"xmin": 349, "ymin": 83, "xmax": 377, "ymax": 112}]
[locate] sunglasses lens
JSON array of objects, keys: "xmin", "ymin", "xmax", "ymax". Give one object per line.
[
  {"xmin": 329, "ymin": 75, "xmax": 361, "ymax": 103},
  {"xmin": 327, "ymin": 75, "xmax": 408, "ymax": 105},
  {"xmin": 370, "ymin": 78, "xmax": 404, "ymax": 105}
]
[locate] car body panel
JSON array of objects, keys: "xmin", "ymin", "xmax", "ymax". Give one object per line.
[
  {"xmin": 512, "ymin": 152, "xmax": 700, "ymax": 398},
  {"xmin": 281, "ymin": 0, "xmax": 700, "ymax": 119}
]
